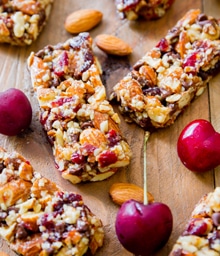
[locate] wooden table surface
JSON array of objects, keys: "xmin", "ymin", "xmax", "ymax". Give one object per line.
[{"xmin": 1, "ymin": 0, "xmax": 220, "ymax": 255}]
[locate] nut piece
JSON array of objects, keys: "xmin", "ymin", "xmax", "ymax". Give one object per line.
[
  {"xmin": 109, "ymin": 182, "xmax": 154, "ymax": 205},
  {"xmin": 79, "ymin": 128, "xmax": 108, "ymax": 148},
  {"xmin": 64, "ymin": 9, "xmax": 103, "ymax": 34},
  {"xmin": 95, "ymin": 34, "xmax": 132, "ymax": 56}
]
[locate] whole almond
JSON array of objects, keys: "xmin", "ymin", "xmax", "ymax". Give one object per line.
[
  {"xmin": 95, "ymin": 34, "xmax": 132, "ymax": 56},
  {"xmin": 109, "ymin": 182, "xmax": 154, "ymax": 206},
  {"xmin": 65, "ymin": 9, "xmax": 103, "ymax": 34}
]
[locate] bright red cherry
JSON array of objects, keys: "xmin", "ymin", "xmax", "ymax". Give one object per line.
[
  {"xmin": 0, "ymin": 88, "xmax": 32, "ymax": 136},
  {"xmin": 115, "ymin": 132, "xmax": 173, "ymax": 255},
  {"xmin": 177, "ymin": 119, "xmax": 220, "ymax": 172},
  {"xmin": 115, "ymin": 200, "xmax": 173, "ymax": 256}
]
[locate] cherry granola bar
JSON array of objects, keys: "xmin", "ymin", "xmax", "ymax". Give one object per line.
[
  {"xmin": 28, "ymin": 32, "xmax": 131, "ymax": 184},
  {"xmin": 169, "ymin": 187, "xmax": 220, "ymax": 256},
  {"xmin": 0, "ymin": 147, "xmax": 104, "ymax": 255},
  {"xmin": 115, "ymin": 0, "xmax": 175, "ymax": 20},
  {"xmin": 0, "ymin": 0, "xmax": 53, "ymax": 46},
  {"xmin": 111, "ymin": 9, "xmax": 220, "ymax": 131}
]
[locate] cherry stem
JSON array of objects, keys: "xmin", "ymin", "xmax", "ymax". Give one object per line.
[{"xmin": 144, "ymin": 131, "xmax": 150, "ymax": 205}]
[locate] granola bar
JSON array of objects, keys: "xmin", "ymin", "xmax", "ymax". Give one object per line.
[
  {"xmin": 0, "ymin": 147, "xmax": 104, "ymax": 255},
  {"xmin": 169, "ymin": 187, "xmax": 220, "ymax": 256},
  {"xmin": 28, "ymin": 32, "xmax": 131, "ymax": 184},
  {"xmin": 111, "ymin": 9, "xmax": 220, "ymax": 131},
  {"xmin": 115, "ymin": 0, "xmax": 175, "ymax": 20},
  {"xmin": 0, "ymin": 0, "xmax": 53, "ymax": 46}
]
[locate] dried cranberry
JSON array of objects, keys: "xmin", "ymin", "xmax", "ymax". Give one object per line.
[
  {"xmin": 183, "ymin": 40, "xmax": 210, "ymax": 71},
  {"xmin": 69, "ymin": 32, "xmax": 90, "ymax": 50},
  {"xmin": 51, "ymin": 97, "xmax": 73, "ymax": 108},
  {"xmin": 196, "ymin": 40, "xmax": 208, "ymax": 50},
  {"xmin": 40, "ymin": 213, "xmax": 55, "ymax": 230},
  {"xmin": 51, "ymin": 97, "xmax": 80, "ymax": 114},
  {"xmin": 156, "ymin": 38, "xmax": 170, "ymax": 52},
  {"xmin": 71, "ymin": 153, "xmax": 86, "ymax": 165},
  {"xmin": 77, "ymin": 219, "xmax": 89, "ymax": 232},
  {"xmin": 80, "ymin": 121, "xmax": 94, "ymax": 130},
  {"xmin": 108, "ymin": 129, "xmax": 117, "ymax": 137},
  {"xmin": 40, "ymin": 111, "xmax": 53, "ymax": 133},
  {"xmin": 54, "ymin": 222, "xmax": 65, "ymax": 234},
  {"xmin": 170, "ymin": 248, "xmax": 183, "ymax": 256},
  {"xmin": 81, "ymin": 143, "xmax": 96, "ymax": 154},
  {"xmin": 80, "ymin": 50, "xmax": 94, "ymax": 74},
  {"xmin": 74, "ymin": 103, "xmax": 81, "ymax": 113},
  {"xmin": 56, "ymin": 191, "xmax": 64, "ymax": 199},
  {"xmin": 53, "ymin": 200, "xmax": 64, "ymax": 212},
  {"xmin": 53, "ymin": 51, "xmax": 69, "ymax": 77},
  {"xmin": 183, "ymin": 52, "xmax": 197, "ymax": 68},
  {"xmin": 167, "ymin": 27, "xmax": 181, "ymax": 42},
  {"xmin": 143, "ymin": 87, "xmax": 171, "ymax": 100},
  {"xmin": 68, "ymin": 166, "xmax": 83, "ymax": 176},
  {"xmin": 68, "ymin": 33, "xmax": 94, "ymax": 78},
  {"xmin": 107, "ymin": 129, "xmax": 121, "ymax": 147},
  {"xmin": 51, "ymin": 76, "xmax": 60, "ymax": 87},
  {"xmin": 98, "ymin": 150, "xmax": 118, "ymax": 167},
  {"xmin": 56, "ymin": 191, "xmax": 82, "ymax": 204},
  {"xmin": 209, "ymin": 230, "xmax": 220, "ymax": 247},
  {"xmin": 184, "ymin": 218, "xmax": 208, "ymax": 236},
  {"xmin": 52, "ymin": 192, "xmax": 82, "ymax": 212},
  {"xmin": 118, "ymin": 0, "xmax": 140, "ymax": 11},
  {"xmin": 40, "ymin": 115, "xmax": 46, "ymax": 125},
  {"xmin": 38, "ymin": 10, "xmax": 46, "ymax": 27},
  {"xmin": 63, "ymin": 192, "xmax": 82, "ymax": 203}
]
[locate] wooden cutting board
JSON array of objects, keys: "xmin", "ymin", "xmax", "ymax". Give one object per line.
[{"xmin": 1, "ymin": 0, "xmax": 220, "ymax": 255}]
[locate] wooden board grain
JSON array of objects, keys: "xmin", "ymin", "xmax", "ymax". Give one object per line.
[{"xmin": 0, "ymin": 0, "xmax": 220, "ymax": 255}]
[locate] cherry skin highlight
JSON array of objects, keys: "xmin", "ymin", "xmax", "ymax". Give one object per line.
[{"xmin": 177, "ymin": 119, "xmax": 220, "ymax": 172}]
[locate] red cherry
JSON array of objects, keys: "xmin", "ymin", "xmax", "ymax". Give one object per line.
[
  {"xmin": 177, "ymin": 119, "xmax": 220, "ymax": 172},
  {"xmin": 115, "ymin": 132, "xmax": 173, "ymax": 255},
  {"xmin": 115, "ymin": 200, "xmax": 173, "ymax": 256},
  {"xmin": 0, "ymin": 88, "xmax": 32, "ymax": 136}
]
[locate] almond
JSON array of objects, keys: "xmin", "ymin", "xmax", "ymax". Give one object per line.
[
  {"xmin": 79, "ymin": 128, "xmax": 107, "ymax": 147},
  {"xmin": 109, "ymin": 182, "xmax": 154, "ymax": 206},
  {"xmin": 93, "ymin": 111, "xmax": 121, "ymax": 134},
  {"xmin": 65, "ymin": 9, "xmax": 103, "ymax": 34},
  {"xmin": 95, "ymin": 34, "xmax": 132, "ymax": 56}
]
